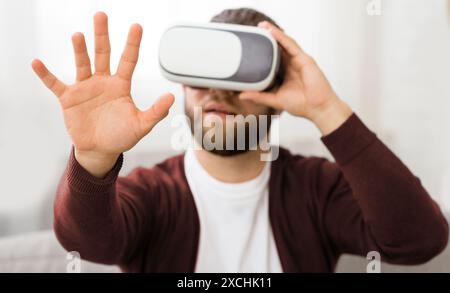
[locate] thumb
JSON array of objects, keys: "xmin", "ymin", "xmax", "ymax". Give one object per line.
[{"xmin": 138, "ymin": 93, "xmax": 175, "ymax": 135}]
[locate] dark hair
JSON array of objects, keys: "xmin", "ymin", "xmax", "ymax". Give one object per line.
[{"xmin": 210, "ymin": 7, "xmax": 282, "ymax": 30}]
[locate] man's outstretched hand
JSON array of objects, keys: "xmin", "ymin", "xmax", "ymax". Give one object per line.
[{"xmin": 32, "ymin": 12, "xmax": 174, "ymax": 178}]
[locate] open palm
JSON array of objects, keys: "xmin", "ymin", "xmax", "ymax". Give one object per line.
[{"xmin": 32, "ymin": 12, "xmax": 174, "ymax": 157}]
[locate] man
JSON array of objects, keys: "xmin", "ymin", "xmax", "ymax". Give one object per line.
[{"xmin": 31, "ymin": 8, "xmax": 448, "ymax": 273}]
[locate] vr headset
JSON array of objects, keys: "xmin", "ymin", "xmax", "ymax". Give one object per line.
[{"xmin": 159, "ymin": 22, "xmax": 283, "ymax": 92}]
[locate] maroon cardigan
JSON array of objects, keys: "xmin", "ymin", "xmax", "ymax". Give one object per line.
[{"xmin": 53, "ymin": 114, "xmax": 449, "ymax": 272}]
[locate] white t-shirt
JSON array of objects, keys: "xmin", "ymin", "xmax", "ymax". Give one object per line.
[{"xmin": 184, "ymin": 148, "xmax": 283, "ymax": 273}]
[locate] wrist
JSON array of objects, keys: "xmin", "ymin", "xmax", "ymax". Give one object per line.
[
  {"xmin": 74, "ymin": 148, "xmax": 120, "ymax": 179},
  {"xmin": 309, "ymin": 95, "xmax": 353, "ymax": 136}
]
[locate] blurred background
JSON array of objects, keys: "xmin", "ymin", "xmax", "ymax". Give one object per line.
[{"xmin": 0, "ymin": 0, "xmax": 449, "ymax": 240}]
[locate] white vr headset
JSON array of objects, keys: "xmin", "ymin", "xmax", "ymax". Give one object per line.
[{"xmin": 159, "ymin": 22, "xmax": 283, "ymax": 92}]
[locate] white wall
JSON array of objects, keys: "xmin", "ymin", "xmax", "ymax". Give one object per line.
[{"xmin": 378, "ymin": 0, "xmax": 450, "ymax": 210}]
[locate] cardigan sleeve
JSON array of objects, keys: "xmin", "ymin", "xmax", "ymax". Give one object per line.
[
  {"xmin": 317, "ymin": 114, "xmax": 448, "ymax": 264},
  {"xmin": 53, "ymin": 148, "xmax": 156, "ymax": 267}
]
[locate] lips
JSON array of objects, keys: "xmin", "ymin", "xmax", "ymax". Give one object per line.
[{"xmin": 204, "ymin": 102, "xmax": 236, "ymax": 116}]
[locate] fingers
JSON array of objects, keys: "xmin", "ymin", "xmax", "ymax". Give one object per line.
[
  {"xmin": 31, "ymin": 59, "xmax": 67, "ymax": 97},
  {"xmin": 239, "ymin": 91, "xmax": 280, "ymax": 109},
  {"xmin": 138, "ymin": 93, "xmax": 175, "ymax": 134},
  {"xmin": 258, "ymin": 21, "xmax": 309, "ymax": 62},
  {"xmin": 94, "ymin": 12, "xmax": 111, "ymax": 75},
  {"xmin": 116, "ymin": 24, "xmax": 143, "ymax": 81},
  {"xmin": 72, "ymin": 32, "xmax": 92, "ymax": 81}
]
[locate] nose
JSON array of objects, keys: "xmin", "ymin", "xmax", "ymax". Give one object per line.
[{"xmin": 209, "ymin": 89, "xmax": 239, "ymax": 101}]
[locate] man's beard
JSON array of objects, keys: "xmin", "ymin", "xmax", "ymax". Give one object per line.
[{"xmin": 185, "ymin": 103, "xmax": 274, "ymax": 157}]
